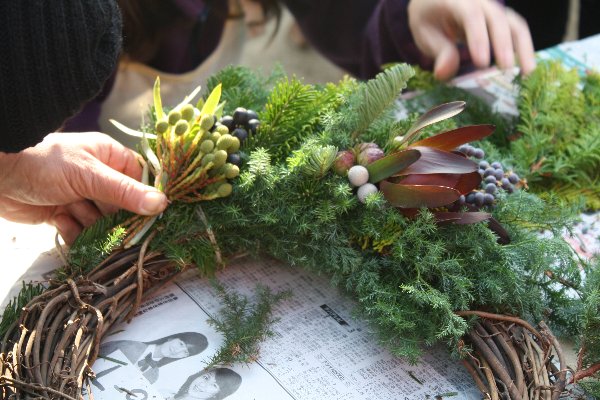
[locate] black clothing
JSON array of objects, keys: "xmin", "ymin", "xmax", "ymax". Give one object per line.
[{"xmin": 0, "ymin": 1, "xmax": 122, "ymax": 153}]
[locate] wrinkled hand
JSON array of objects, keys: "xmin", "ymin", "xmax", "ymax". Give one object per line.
[
  {"xmin": 408, "ymin": 0, "xmax": 536, "ymax": 80},
  {"xmin": 0, "ymin": 132, "xmax": 168, "ymax": 244}
]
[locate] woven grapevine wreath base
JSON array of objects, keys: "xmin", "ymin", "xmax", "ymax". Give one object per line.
[
  {"xmin": 457, "ymin": 311, "xmax": 567, "ymax": 400},
  {"xmin": 0, "ymin": 234, "xmax": 187, "ymax": 399}
]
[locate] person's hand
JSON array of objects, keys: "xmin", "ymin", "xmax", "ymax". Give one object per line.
[
  {"xmin": 0, "ymin": 132, "xmax": 168, "ymax": 244},
  {"xmin": 407, "ymin": 0, "xmax": 536, "ymax": 80}
]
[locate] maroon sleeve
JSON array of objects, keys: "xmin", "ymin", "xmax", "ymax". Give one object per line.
[{"xmin": 283, "ymin": 0, "xmax": 488, "ymax": 80}]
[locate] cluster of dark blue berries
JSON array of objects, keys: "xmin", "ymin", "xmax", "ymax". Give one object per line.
[
  {"xmin": 215, "ymin": 107, "xmax": 259, "ymax": 166},
  {"xmin": 454, "ymin": 145, "xmax": 521, "ymax": 209}
]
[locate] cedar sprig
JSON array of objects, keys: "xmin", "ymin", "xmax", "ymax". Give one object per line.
[{"xmin": 204, "ymin": 280, "xmax": 291, "ymax": 369}]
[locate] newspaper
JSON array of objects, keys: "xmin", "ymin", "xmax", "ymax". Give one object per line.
[{"xmin": 87, "ymin": 258, "xmax": 481, "ymax": 400}]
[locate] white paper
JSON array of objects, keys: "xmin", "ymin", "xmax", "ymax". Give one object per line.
[{"xmin": 86, "ymin": 258, "xmax": 481, "ymax": 400}]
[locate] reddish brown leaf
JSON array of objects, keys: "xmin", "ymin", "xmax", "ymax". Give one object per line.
[
  {"xmin": 410, "ymin": 125, "xmax": 495, "ymax": 151},
  {"xmin": 454, "ymin": 171, "xmax": 482, "ymax": 194},
  {"xmin": 488, "ymin": 217, "xmax": 511, "ymax": 244},
  {"xmin": 399, "ymin": 171, "xmax": 481, "ymax": 194},
  {"xmin": 398, "ymin": 147, "xmax": 478, "ymax": 176},
  {"xmin": 380, "ymin": 180, "xmax": 461, "ymax": 208}
]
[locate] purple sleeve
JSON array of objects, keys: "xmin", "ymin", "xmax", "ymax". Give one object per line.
[
  {"xmin": 283, "ymin": 0, "xmax": 429, "ymax": 79},
  {"xmin": 284, "ymin": 0, "xmax": 481, "ymax": 80}
]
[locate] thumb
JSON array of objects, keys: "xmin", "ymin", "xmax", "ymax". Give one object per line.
[{"xmin": 79, "ymin": 161, "xmax": 168, "ymax": 216}]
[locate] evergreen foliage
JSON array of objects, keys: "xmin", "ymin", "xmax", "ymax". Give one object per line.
[
  {"xmin": 511, "ymin": 61, "xmax": 600, "ymax": 209},
  {"xmin": 183, "ymin": 65, "xmax": 584, "ymax": 363},
  {"xmin": 580, "ymin": 258, "xmax": 600, "ymax": 386},
  {"xmin": 59, "ymin": 211, "xmax": 129, "ymax": 280},
  {"xmin": 204, "ymin": 281, "xmax": 291, "ymax": 369},
  {"xmin": 247, "ymin": 77, "xmax": 327, "ymax": 162},
  {"xmin": 204, "ymin": 65, "xmax": 283, "ymax": 115},
  {"xmin": 0, "ymin": 282, "xmax": 44, "ymax": 339}
]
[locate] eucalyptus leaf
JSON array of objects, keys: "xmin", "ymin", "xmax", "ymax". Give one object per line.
[
  {"xmin": 400, "ymin": 146, "xmax": 478, "ymax": 175},
  {"xmin": 410, "ymin": 124, "xmax": 495, "ymax": 151},
  {"xmin": 401, "ymin": 101, "xmax": 466, "ymax": 146},
  {"xmin": 380, "ymin": 180, "xmax": 461, "ymax": 208}
]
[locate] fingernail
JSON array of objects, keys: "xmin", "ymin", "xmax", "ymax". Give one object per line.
[{"xmin": 140, "ymin": 191, "xmax": 167, "ymax": 215}]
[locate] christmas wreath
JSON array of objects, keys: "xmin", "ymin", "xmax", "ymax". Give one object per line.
[{"xmin": 1, "ymin": 63, "xmax": 599, "ymax": 399}]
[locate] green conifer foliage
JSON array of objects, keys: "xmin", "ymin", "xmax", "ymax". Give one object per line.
[{"xmin": 510, "ymin": 62, "xmax": 600, "ymax": 209}]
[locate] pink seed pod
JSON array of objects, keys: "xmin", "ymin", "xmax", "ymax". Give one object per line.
[
  {"xmin": 356, "ymin": 146, "xmax": 384, "ymax": 166},
  {"xmin": 333, "ymin": 150, "xmax": 356, "ymax": 176}
]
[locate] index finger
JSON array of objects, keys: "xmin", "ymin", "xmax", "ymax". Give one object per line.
[
  {"xmin": 453, "ymin": 1, "xmax": 491, "ymax": 68},
  {"xmin": 506, "ymin": 8, "xmax": 536, "ymax": 74},
  {"xmin": 482, "ymin": 1, "xmax": 515, "ymax": 69}
]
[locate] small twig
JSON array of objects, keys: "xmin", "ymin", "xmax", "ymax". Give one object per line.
[
  {"xmin": 456, "ymin": 311, "xmax": 545, "ymax": 345},
  {"xmin": 570, "ymin": 363, "xmax": 600, "ymax": 383},
  {"xmin": 468, "ymin": 329, "xmax": 522, "ymax": 400},
  {"xmin": 543, "ymin": 270, "xmax": 581, "ymax": 293},
  {"xmin": 484, "ymin": 320, "xmax": 527, "ymax": 399},
  {"xmin": 480, "ymin": 357, "xmax": 500, "ymax": 400},
  {"xmin": 1, "ymin": 376, "xmax": 79, "ymax": 400},
  {"xmin": 126, "ymin": 231, "xmax": 157, "ymax": 322},
  {"xmin": 196, "ymin": 206, "xmax": 224, "ymax": 268},
  {"xmin": 538, "ymin": 321, "xmax": 566, "ymax": 400},
  {"xmin": 462, "ymin": 358, "xmax": 491, "ymax": 396}
]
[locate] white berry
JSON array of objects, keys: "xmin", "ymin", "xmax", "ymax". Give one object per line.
[
  {"xmin": 357, "ymin": 183, "xmax": 378, "ymax": 203},
  {"xmin": 348, "ymin": 165, "xmax": 369, "ymax": 187}
]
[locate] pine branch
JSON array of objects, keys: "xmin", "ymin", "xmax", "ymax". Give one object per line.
[
  {"xmin": 247, "ymin": 77, "xmax": 323, "ymax": 161},
  {"xmin": 0, "ymin": 282, "xmax": 44, "ymax": 338}
]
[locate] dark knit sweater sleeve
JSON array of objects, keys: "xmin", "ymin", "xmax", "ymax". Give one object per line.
[{"xmin": 0, "ymin": 1, "xmax": 122, "ymax": 153}]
